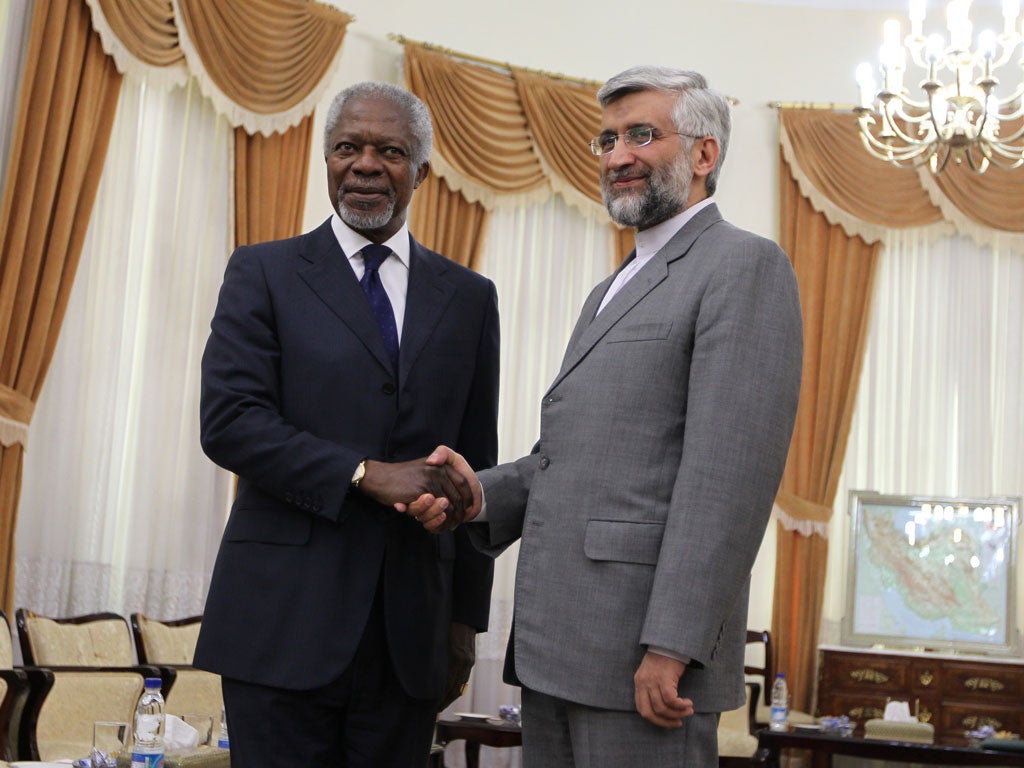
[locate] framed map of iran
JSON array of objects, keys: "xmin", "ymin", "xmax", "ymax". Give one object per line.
[{"xmin": 841, "ymin": 491, "xmax": 1021, "ymax": 657}]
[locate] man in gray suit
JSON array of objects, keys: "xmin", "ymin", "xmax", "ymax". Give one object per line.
[{"xmin": 406, "ymin": 65, "xmax": 802, "ymax": 766}]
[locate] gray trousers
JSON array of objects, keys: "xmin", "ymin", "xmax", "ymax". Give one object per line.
[{"xmin": 521, "ymin": 687, "xmax": 720, "ymax": 768}]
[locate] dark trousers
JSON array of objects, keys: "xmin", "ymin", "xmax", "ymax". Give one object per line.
[{"xmin": 222, "ymin": 584, "xmax": 437, "ymax": 768}]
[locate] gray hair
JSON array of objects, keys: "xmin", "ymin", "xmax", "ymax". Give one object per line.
[
  {"xmin": 322, "ymin": 82, "xmax": 433, "ymax": 167},
  {"xmin": 597, "ymin": 66, "xmax": 731, "ymax": 196}
]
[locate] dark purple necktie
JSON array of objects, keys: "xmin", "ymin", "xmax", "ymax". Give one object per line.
[{"xmin": 359, "ymin": 244, "xmax": 399, "ymax": 372}]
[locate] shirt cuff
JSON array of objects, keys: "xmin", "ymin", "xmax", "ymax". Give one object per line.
[{"xmin": 648, "ymin": 646, "xmax": 690, "ymax": 665}]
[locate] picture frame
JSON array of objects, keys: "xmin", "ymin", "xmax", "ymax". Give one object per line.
[{"xmin": 841, "ymin": 490, "xmax": 1021, "ymax": 657}]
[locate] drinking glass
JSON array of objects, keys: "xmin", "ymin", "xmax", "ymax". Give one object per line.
[
  {"xmin": 92, "ymin": 720, "xmax": 128, "ymax": 768},
  {"xmin": 183, "ymin": 713, "xmax": 214, "ymax": 747}
]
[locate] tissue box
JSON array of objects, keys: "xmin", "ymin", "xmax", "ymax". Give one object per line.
[{"xmin": 165, "ymin": 747, "xmax": 231, "ymax": 768}]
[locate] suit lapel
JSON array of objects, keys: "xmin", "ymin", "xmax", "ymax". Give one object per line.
[
  {"xmin": 399, "ymin": 236, "xmax": 456, "ymax": 382},
  {"xmin": 297, "ymin": 219, "xmax": 395, "ymax": 373},
  {"xmin": 546, "ymin": 204, "xmax": 723, "ymax": 394}
]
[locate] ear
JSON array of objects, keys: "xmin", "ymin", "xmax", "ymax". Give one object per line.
[
  {"xmin": 691, "ymin": 136, "xmax": 720, "ymax": 183},
  {"xmin": 414, "ymin": 161, "xmax": 431, "ymax": 189}
]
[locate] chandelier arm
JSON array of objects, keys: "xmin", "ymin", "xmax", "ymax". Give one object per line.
[
  {"xmin": 880, "ymin": 105, "xmax": 936, "ymax": 145},
  {"xmin": 858, "ymin": 125, "xmax": 933, "ymax": 164}
]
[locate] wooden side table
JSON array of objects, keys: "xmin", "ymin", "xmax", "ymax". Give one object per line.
[{"xmin": 435, "ymin": 717, "xmax": 522, "ymax": 768}]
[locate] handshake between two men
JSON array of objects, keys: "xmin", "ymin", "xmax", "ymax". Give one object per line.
[{"xmin": 357, "ymin": 446, "xmax": 477, "ymax": 532}]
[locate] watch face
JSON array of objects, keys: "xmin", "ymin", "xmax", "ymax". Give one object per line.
[{"xmin": 352, "ymin": 461, "xmax": 366, "ymax": 486}]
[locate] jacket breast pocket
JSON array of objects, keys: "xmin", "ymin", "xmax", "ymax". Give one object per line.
[
  {"xmin": 584, "ymin": 519, "xmax": 664, "ymax": 565},
  {"xmin": 224, "ymin": 503, "xmax": 312, "ymax": 546},
  {"xmin": 604, "ymin": 321, "xmax": 673, "ymax": 344}
]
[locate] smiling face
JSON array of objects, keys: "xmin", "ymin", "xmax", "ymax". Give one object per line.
[
  {"xmin": 599, "ymin": 89, "xmax": 698, "ymax": 231},
  {"xmin": 325, "ymin": 95, "xmax": 430, "ymax": 243}
]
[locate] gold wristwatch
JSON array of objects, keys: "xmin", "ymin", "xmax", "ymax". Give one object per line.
[{"xmin": 351, "ymin": 460, "xmax": 366, "ymax": 487}]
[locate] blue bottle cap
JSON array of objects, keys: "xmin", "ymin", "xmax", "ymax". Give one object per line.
[{"xmin": 144, "ymin": 677, "xmax": 162, "ymax": 688}]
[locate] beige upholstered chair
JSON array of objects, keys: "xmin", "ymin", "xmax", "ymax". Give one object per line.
[
  {"xmin": 718, "ymin": 682, "xmax": 759, "ymax": 766},
  {"xmin": 863, "ymin": 717, "xmax": 935, "ymax": 744},
  {"xmin": 15, "ymin": 608, "xmax": 159, "ymax": 761},
  {"xmin": 131, "ymin": 614, "xmax": 222, "ymax": 721},
  {"xmin": 16, "ymin": 609, "xmax": 134, "ymax": 666}
]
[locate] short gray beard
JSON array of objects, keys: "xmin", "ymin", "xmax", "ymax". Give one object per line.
[
  {"xmin": 602, "ymin": 152, "xmax": 693, "ymax": 230},
  {"xmin": 335, "ymin": 189, "xmax": 397, "ymax": 232}
]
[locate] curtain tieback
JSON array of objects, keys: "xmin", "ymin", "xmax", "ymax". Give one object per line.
[{"xmin": 0, "ymin": 384, "xmax": 34, "ymax": 448}]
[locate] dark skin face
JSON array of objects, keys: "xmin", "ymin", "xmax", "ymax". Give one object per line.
[{"xmin": 325, "ymin": 95, "xmax": 430, "ymax": 243}]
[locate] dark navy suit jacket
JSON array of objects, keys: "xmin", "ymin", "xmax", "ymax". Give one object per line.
[{"xmin": 195, "ymin": 218, "xmax": 498, "ymax": 698}]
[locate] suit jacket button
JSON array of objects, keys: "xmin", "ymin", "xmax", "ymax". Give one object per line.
[
  {"xmin": 382, "ymin": 382, "xmax": 396, "ymax": 395},
  {"xmin": 539, "ymin": 456, "xmax": 550, "ymax": 470}
]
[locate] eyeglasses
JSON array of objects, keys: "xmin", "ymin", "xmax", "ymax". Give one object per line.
[{"xmin": 588, "ymin": 126, "xmax": 701, "ymax": 156}]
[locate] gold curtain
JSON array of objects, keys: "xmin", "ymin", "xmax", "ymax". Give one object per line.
[
  {"xmin": 235, "ymin": 115, "xmax": 314, "ymax": 247},
  {"xmin": 0, "ymin": 0, "xmax": 123, "ymax": 610},
  {"xmin": 780, "ymin": 108, "xmax": 1024, "ymax": 234},
  {"xmin": 402, "ymin": 42, "xmax": 620, "ymax": 270},
  {"xmin": 403, "ymin": 45, "xmax": 548, "ymax": 203},
  {"xmin": 95, "ymin": 0, "xmax": 182, "ymax": 68},
  {"xmin": 409, "ymin": 174, "xmax": 490, "ymax": 271},
  {"xmin": 773, "ymin": 156, "xmax": 880, "ymax": 711},
  {"xmin": 512, "ymin": 68, "xmax": 603, "ymax": 210},
  {"xmin": 175, "ymin": 0, "xmax": 349, "ymax": 117}
]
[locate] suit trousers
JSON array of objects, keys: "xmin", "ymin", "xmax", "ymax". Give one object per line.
[
  {"xmin": 520, "ymin": 686, "xmax": 719, "ymax": 768},
  {"xmin": 221, "ymin": 574, "xmax": 437, "ymax": 768}
]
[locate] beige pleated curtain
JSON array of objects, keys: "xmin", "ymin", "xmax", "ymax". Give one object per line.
[
  {"xmin": 0, "ymin": 0, "xmax": 351, "ymax": 610},
  {"xmin": 402, "ymin": 43, "xmax": 635, "ymax": 266},
  {"xmin": 773, "ymin": 107, "xmax": 1024, "ymax": 713}
]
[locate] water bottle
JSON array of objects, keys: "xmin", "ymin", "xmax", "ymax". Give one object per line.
[
  {"xmin": 769, "ymin": 672, "xmax": 789, "ymax": 732},
  {"xmin": 217, "ymin": 703, "xmax": 229, "ymax": 749},
  {"xmin": 131, "ymin": 677, "xmax": 165, "ymax": 768}
]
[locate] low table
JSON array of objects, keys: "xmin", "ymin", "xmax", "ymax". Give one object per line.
[
  {"xmin": 755, "ymin": 728, "xmax": 1024, "ymax": 767},
  {"xmin": 435, "ymin": 717, "xmax": 522, "ymax": 768}
]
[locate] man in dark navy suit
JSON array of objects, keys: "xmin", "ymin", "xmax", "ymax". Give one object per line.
[{"xmin": 195, "ymin": 81, "xmax": 499, "ymax": 768}]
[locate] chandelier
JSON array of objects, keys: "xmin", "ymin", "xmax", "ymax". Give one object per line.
[{"xmin": 855, "ymin": 0, "xmax": 1024, "ymax": 173}]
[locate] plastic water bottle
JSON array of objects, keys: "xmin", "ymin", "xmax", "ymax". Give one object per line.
[
  {"xmin": 131, "ymin": 677, "xmax": 165, "ymax": 768},
  {"xmin": 769, "ymin": 672, "xmax": 789, "ymax": 732},
  {"xmin": 217, "ymin": 703, "xmax": 229, "ymax": 749}
]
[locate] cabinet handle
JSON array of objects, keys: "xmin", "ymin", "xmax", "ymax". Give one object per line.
[
  {"xmin": 918, "ymin": 707, "xmax": 932, "ymax": 724},
  {"xmin": 849, "ymin": 669, "xmax": 890, "ymax": 685},
  {"xmin": 964, "ymin": 677, "xmax": 1005, "ymax": 693},
  {"xmin": 919, "ymin": 671, "xmax": 933, "ymax": 686},
  {"xmin": 962, "ymin": 715, "xmax": 1003, "ymax": 730}
]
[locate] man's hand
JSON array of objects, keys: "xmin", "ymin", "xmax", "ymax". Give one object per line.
[
  {"xmin": 358, "ymin": 456, "xmax": 473, "ymax": 522},
  {"xmin": 395, "ymin": 446, "xmax": 482, "ymax": 531},
  {"xmin": 438, "ymin": 622, "xmax": 476, "ymax": 711},
  {"xmin": 634, "ymin": 651, "xmax": 694, "ymax": 728}
]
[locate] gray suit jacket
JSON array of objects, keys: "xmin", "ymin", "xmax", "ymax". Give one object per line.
[{"xmin": 472, "ymin": 203, "xmax": 802, "ymax": 713}]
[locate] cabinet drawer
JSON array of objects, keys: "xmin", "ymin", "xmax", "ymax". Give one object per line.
[
  {"xmin": 940, "ymin": 703, "xmax": 1023, "ymax": 736},
  {"xmin": 941, "ymin": 663, "xmax": 1024, "ymax": 702},
  {"xmin": 817, "ymin": 692, "xmax": 889, "ymax": 727},
  {"xmin": 819, "ymin": 652, "xmax": 909, "ymax": 693}
]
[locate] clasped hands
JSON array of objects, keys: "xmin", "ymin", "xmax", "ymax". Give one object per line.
[{"xmin": 359, "ymin": 446, "xmax": 478, "ymax": 531}]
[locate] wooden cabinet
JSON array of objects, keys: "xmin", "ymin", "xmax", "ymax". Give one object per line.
[{"xmin": 816, "ymin": 646, "xmax": 1024, "ymax": 745}]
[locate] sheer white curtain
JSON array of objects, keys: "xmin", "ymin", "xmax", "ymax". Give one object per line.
[
  {"xmin": 825, "ymin": 229, "xmax": 1024, "ymax": 643},
  {"xmin": 15, "ymin": 76, "xmax": 235, "ymax": 619},
  {"xmin": 439, "ymin": 194, "xmax": 616, "ymax": 767}
]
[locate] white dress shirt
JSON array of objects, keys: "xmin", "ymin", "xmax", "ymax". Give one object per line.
[{"xmin": 331, "ymin": 214, "xmax": 410, "ymax": 338}]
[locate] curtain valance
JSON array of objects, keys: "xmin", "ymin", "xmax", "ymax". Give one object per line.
[
  {"xmin": 402, "ymin": 43, "xmax": 608, "ymax": 220},
  {"xmin": 86, "ymin": 0, "xmax": 351, "ymax": 135},
  {"xmin": 779, "ymin": 108, "xmax": 1024, "ymax": 246}
]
